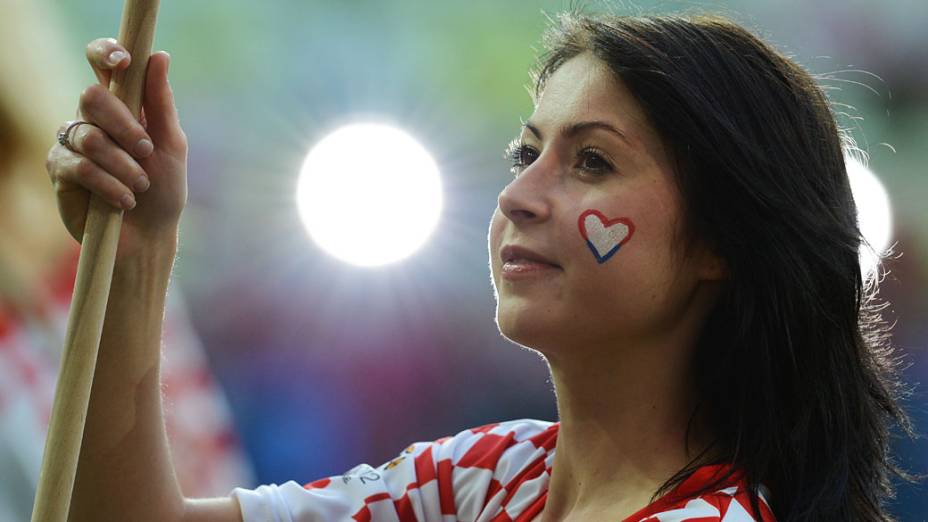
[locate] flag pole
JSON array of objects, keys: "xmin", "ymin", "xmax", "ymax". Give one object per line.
[{"xmin": 31, "ymin": 1, "xmax": 161, "ymax": 520}]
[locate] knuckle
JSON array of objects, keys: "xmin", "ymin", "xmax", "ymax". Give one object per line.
[
  {"xmin": 74, "ymin": 158, "xmax": 97, "ymax": 179},
  {"xmin": 172, "ymin": 130, "xmax": 189, "ymax": 153},
  {"xmin": 79, "ymin": 84, "xmax": 105, "ymax": 111},
  {"xmin": 87, "ymin": 38, "xmax": 115, "ymax": 56},
  {"xmin": 46, "ymin": 152, "xmax": 63, "ymax": 181},
  {"xmin": 45, "ymin": 147, "xmax": 57, "ymax": 172},
  {"xmin": 80, "ymin": 128, "xmax": 104, "ymax": 154},
  {"xmin": 53, "ymin": 179, "xmax": 67, "ymax": 194},
  {"xmin": 121, "ymin": 125, "xmax": 145, "ymax": 146}
]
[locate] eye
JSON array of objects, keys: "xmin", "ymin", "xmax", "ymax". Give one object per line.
[
  {"xmin": 505, "ymin": 139, "xmax": 539, "ymax": 176},
  {"xmin": 576, "ymin": 146, "xmax": 614, "ymax": 175}
]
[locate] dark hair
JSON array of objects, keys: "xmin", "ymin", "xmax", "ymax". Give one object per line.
[{"xmin": 533, "ymin": 12, "xmax": 913, "ymax": 521}]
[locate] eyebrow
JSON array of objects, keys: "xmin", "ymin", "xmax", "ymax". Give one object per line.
[{"xmin": 522, "ymin": 119, "xmax": 633, "ymax": 147}]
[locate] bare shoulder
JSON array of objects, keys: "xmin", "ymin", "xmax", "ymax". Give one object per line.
[{"xmin": 182, "ymin": 497, "xmax": 243, "ymax": 522}]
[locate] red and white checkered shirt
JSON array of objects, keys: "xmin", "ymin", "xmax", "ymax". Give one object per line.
[{"xmin": 232, "ymin": 418, "xmax": 775, "ymax": 522}]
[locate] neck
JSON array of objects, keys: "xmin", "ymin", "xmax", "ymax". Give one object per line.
[{"xmin": 541, "ymin": 289, "xmax": 718, "ymax": 521}]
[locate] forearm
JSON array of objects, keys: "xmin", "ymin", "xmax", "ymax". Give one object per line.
[{"xmin": 68, "ymin": 236, "xmax": 185, "ymax": 522}]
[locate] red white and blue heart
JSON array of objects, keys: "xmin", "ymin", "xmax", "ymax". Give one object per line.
[{"xmin": 578, "ymin": 209, "xmax": 635, "ymax": 264}]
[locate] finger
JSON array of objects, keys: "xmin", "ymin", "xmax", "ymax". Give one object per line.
[
  {"xmin": 142, "ymin": 52, "xmax": 186, "ymax": 153},
  {"xmin": 66, "ymin": 122, "xmax": 151, "ymax": 193},
  {"xmin": 51, "ymin": 146, "xmax": 136, "ymax": 210},
  {"xmin": 79, "ymin": 84, "xmax": 154, "ymax": 159},
  {"xmin": 85, "ymin": 37, "xmax": 131, "ymax": 86}
]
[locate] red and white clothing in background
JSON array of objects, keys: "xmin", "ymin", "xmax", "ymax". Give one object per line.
[
  {"xmin": 0, "ymin": 249, "xmax": 253, "ymax": 521},
  {"xmin": 232, "ymin": 418, "xmax": 776, "ymax": 522}
]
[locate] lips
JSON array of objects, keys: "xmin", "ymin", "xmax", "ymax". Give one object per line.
[{"xmin": 500, "ymin": 245, "xmax": 560, "ymax": 268}]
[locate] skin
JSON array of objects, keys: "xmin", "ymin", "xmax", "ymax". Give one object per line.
[
  {"xmin": 48, "ymin": 39, "xmax": 723, "ymax": 521},
  {"xmin": 46, "ymin": 39, "xmax": 236, "ymax": 521},
  {"xmin": 487, "ymin": 53, "xmax": 725, "ymax": 520},
  {"xmin": 49, "ymin": 38, "xmax": 187, "ymax": 256}
]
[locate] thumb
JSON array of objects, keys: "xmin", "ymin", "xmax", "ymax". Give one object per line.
[{"xmin": 142, "ymin": 51, "xmax": 185, "ymax": 152}]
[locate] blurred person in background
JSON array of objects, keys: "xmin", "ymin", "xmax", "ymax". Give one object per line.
[
  {"xmin": 41, "ymin": 7, "xmax": 918, "ymax": 522},
  {"xmin": 0, "ymin": 1, "xmax": 253, "ymax": 519}
]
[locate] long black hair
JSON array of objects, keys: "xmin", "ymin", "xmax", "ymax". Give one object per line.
[{"xmin": 532, "ymin": 12, "xmax": 913, "ymax": 521}]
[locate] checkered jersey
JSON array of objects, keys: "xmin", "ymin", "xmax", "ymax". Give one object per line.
[{"xmin": 231, "ymin": 419, "xmax": 775, "ymax": 522}]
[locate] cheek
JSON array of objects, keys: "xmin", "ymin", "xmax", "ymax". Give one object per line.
[
  {"xmin": 566, "ymin": 201, "xmax": 679, "ymax": 331},
  {"xmin": 576, "ymin": 208, "xmax": 636, "ymax": 265},
  {"xmin": 572, "ymin": 179, "xmax": 678, "ymax": 273}
]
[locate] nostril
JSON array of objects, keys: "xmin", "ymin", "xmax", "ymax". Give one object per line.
[{"xmin": 510, "ymin": 209, "xmax": 537, "ymax": 222}]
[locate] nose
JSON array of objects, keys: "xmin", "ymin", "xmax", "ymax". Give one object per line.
[{"xmin": 497, "ymin": 163, "xmax": 553, "ymax": 225}]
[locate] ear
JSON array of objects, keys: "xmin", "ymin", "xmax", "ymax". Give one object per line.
[{"xmin": 695, "ymin": 244, "xmax": 728, "ymax": 281}]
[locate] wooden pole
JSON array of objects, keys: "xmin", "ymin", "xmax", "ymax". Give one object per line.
[{"xmin": 30, "ymin": 1, "xmax": 161, "ymax": 520}]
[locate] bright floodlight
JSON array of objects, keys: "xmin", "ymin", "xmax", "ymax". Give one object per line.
[
  {"xmin": 297, "ymin": 123, "xmax": 443, "ymax": 267},
  {"xmin": 845, "ymin": 155, "xmax": 893, "ymax": 280}
]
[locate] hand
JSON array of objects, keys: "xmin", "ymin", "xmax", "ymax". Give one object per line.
[{"xmin": 46, "ymin": 38, "xmax": 188, "ymax": 257}]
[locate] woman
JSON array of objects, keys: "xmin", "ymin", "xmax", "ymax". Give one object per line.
[
  {"xmin": 0, "ymin": 0, "xmax": 252, "ymax": 519},
  {"xmin": 44, "ymin": 11, "xmax": 910, "ymax": 522}
]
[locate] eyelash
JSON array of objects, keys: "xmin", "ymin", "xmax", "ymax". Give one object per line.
[{"xmin": 504, "ymin": 140, "xmax": 615, "ymax": 177}]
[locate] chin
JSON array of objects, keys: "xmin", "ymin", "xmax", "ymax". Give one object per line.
[{"xmin": 495, "ymin": 305, "xmax": 564, "ymax": 353}]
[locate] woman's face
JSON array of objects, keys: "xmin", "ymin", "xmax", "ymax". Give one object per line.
[{"xmin": 488, "ymin": 53, "xmax": 721, "ymax": 356}]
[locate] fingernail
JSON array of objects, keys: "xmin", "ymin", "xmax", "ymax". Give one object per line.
[
  {"xmin": 135, "ymin": 138, "xmax": 153, "ymax": 157},
  {"xmin": 108, "ymin": 50, "xmax": 127, "ymax": 66},
  {"xmin": 121, "ymin": 194, "xmax": 136, "ymax": 210},
  {"xmin": 134, "ymin": 176, "xmax": 150, "ymax": 192}
]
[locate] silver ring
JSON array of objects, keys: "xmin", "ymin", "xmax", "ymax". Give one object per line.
[{"xmin": 57, "ymin": 120, "xmax": 95, "ymax": 152}]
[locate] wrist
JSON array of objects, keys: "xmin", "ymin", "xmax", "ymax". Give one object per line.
[
  {"xmin": 113, "ymin": 234, "xmax": 177, "ymax": 287},
  {"xmin": 116, "ymin": 223, "xmax": 180, "ymax": 262},
  {"xmin": 138, "ymin": 226, "xmax": 179, "ymax": 252}
]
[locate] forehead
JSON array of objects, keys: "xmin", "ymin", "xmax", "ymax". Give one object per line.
[{"xmin": 530, "ymin": 53, "xmax": 656, "ymax": 150}]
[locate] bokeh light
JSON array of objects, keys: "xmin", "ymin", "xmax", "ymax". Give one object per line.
[
  {"xmin": 296, "ymin": 123, "xmax": 443, "ymax": 267},
  {"xmin": 846, "ymin": 155, "xmax": 893, "ymax": 279}
]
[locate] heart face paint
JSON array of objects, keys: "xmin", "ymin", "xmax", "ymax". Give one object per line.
[{"xmin": 578, "ymin": 209, "xmax": 636, "ymax": 264}]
